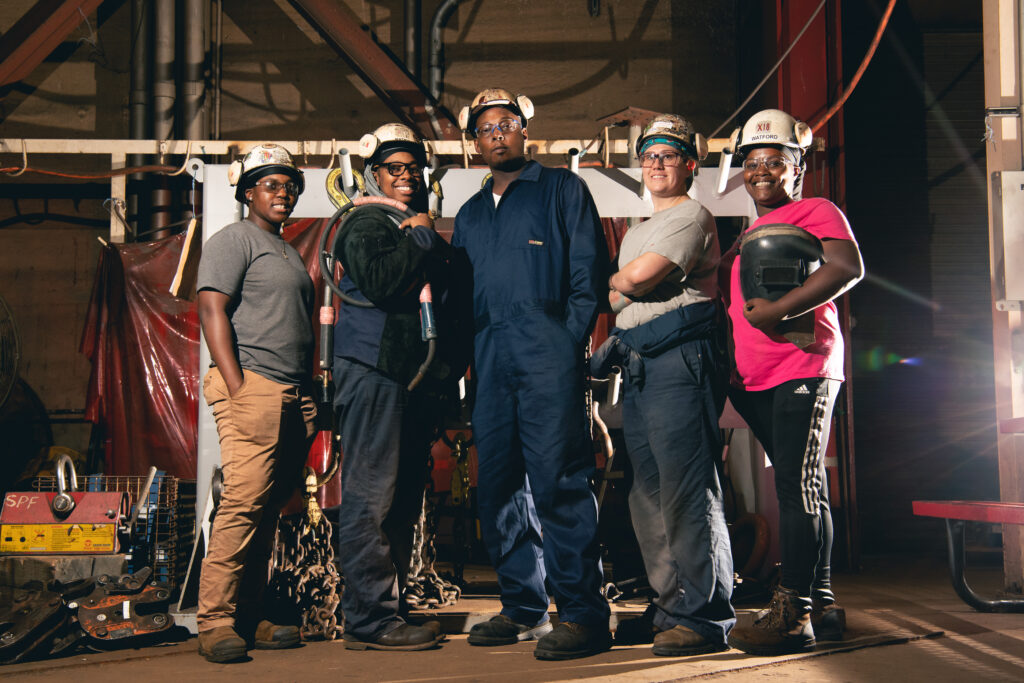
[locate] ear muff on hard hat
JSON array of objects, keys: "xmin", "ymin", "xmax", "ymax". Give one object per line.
[
  {"xmin": 230, "ymin": 143, "xmax": 305, "ymax": 203},
  {"xmin": 736, "ymin": 109, "xmax": 813, "ymax": 159},
  {"xmin": 459, "ymin": 88, "xmax": 535, "ymax": 137}
]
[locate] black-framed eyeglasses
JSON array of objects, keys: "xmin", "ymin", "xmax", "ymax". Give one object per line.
[
  {"xmin": 639, "ymin": 151, "xmax": 684, "ymax": 167},
  {"xmin": 742, "ymin": 157, "xmax": 791, "ymax": 172},
  {"xmin": 254, "ymin": 179, "xmax": 299, "ymax": 195},
  {"xmin": 475, "ymin": 118, "xmax": 521, "ymax": 138},
  {"xmin": 374, "ymin": 161, "xmax": 423, "ymax": 177}
]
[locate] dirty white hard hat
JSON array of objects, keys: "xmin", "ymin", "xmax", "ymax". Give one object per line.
[{"xmin": 458, "ymin": 88, "xmax": 535, "ymax": 138}]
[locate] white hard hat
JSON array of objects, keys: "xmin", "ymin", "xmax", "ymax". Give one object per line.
[
  {"xmin": 735, "ymin": 109, "xmax": 813, "ymax": 156},
  {"xmin": 228, "ymin": 143, "xmax": 304, "ymax": 202},
  {"xmin": 458, "ymin": 88, "xmax": 535, "ymax": 137},
  {"xmin": 358, "ymin": 123, "xmax": 428, "ymax": 165}
]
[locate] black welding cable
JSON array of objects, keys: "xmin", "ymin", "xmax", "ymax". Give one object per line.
[{"xmin": 318, "ymin": 196, "xmax": 437, "ymax": 391}]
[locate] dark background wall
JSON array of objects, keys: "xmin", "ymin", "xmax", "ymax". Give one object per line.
[{"xmin": 843, "ymin": 1, "xmax": 996, "ymax": 555}]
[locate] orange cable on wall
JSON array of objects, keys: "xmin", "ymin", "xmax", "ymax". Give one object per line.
[{"xmin": 810, "ymin": 0, "xmax": 898, "ymax": 133}]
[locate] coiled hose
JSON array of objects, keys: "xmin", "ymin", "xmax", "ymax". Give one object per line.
[{"xmin": 318, "ymin": 196, "xmax": 437, "ymax": 391}]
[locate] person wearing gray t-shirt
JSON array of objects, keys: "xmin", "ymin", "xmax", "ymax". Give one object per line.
[
  {"xmin": 194, "ymin": 144, "xmax": 316, "ymax": 663},
  {"xmin": 603, "ymin": 115, "xmax": 734, "ymax": 657}
]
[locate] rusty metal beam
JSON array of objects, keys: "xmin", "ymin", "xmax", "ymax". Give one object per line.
[
  {"xmin": 0, "ymin": 0, "xmax": 105, "ymax": 87},
  {"xmin": 288, "ymin": 0, "xmax": 461, "ymax": 140}
]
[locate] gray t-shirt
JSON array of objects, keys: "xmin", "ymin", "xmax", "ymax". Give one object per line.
[
  {"xmin": 197, "ymin": 219, "xmax": 314, "ymax": 386},
  {"xmin": 615, "ymin": 199, "xmax": 720, "ymax": 330}
]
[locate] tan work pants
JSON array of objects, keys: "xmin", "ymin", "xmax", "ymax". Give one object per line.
[{"xmin": 197, "ymin": 368, "xmax": 317, "ymax": 632}]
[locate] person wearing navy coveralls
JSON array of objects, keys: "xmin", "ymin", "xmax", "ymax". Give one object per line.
[{"xmin": 451, "ymin": 88, "xmax": 612, "ymax": 661}]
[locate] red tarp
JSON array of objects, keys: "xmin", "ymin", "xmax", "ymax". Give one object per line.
[
  {"xmin": 80, "ymin": 216, "xmax": 627, "ymax": 504},
  {"xmin": 81, "ymin": 218, "xmax": 329, "ymax": 480}
]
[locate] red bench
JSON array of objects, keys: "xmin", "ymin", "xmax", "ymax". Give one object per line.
[{"xmin": 912, "ymin": 500, "xmax": 1024, "ymax": 612}]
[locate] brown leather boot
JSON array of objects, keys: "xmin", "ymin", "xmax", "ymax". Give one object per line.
[
  {"xmin": 652, "ymin": 625, "xmax": 729, "ymax": 657},
  {"xmin": 252, "ymin": 620, "xmax": 300, "ymax": 649},
  {"xmin": 198, "ymin": 626, "xmax": 248, "ymax": 663},
  {"xmin": 728, "ymin": 586, "xmax": 815, "ymax": 656}
]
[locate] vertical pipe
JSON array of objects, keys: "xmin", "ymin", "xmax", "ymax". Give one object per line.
[
  {"xmin": 181, "ymin": 0, "xmax": 209, "ymax": 223},
  {"xmin": 405, "ymin": 0, "xmax": 421, "ymax": 79},
  {"xmin": 128, "ymin": 0, "xmax": 151, "ymax": 236},
  {"xmin": 212, "ymin": 0, "xmax": 223, "ymax": 140},
  {"xmin": 428, "ymin": 0, "xmax": 461, "ymax": 100},
  {"xmin": 151, "ymin": 0, "xmax": 176, "ymax": 237},
  {"xmin": 181, "ymin": 0, "xmax": 208, "ymax": 140}
]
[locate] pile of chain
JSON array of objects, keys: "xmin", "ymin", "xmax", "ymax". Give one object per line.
[
  {"xmin": 268, "ymin": 468, "xmax": 342, "ymax": 641},
  {"xmin": 404, "ymin": 446, "xmax": 461, "ymax": 610}
]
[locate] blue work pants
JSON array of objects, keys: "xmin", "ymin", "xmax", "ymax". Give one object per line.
[
  {"xmin": 472, "ymin": 314, "xmax": 610, "ymax": 629},
  {"xmin": 333, "ymin": 357, "xmax": 439, "ymax": 639},
  {"xmin": 622, "ymin": 336, "xmax": 735, "ymax": 644}
]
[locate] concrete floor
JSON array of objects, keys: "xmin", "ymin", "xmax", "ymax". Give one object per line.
[{"xmin": 3, "ymin": 555, "xmax": 1023, "ymax": 681}]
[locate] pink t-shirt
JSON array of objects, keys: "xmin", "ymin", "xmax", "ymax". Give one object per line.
[{"xmin": 727, "ymin": 198, "xmax": 857, "ymax": 391}]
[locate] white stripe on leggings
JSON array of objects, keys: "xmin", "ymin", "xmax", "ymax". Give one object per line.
[{"xmin": 800, "ymin": 389, "xmax": 829, "ymax": 514}]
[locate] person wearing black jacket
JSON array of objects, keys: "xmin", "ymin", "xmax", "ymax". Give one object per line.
[{"xmin": 332, "ymin": 123, "xmax": 463, "ymax": 651}]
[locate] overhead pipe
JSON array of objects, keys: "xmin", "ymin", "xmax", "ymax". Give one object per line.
[{"xmin": 427, "ymin": 0, "xmax": 461, "ymax": 101}]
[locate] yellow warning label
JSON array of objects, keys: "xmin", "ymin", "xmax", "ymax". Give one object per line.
[{"xmin": 0, "ymin": 523, "xmax": 117, "ymax": 554}]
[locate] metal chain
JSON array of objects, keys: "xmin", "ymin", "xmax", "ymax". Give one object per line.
[
  {"xmin": 449, "ymin": 433, "xmax": 473, "ymax": 585},
  {"xmin": 404, "ymin": 441, "xmax": 461, "ymax": 609},
  {"xmin": 269, "ymin": 468, "xmax": 343, "ymax": 640}
]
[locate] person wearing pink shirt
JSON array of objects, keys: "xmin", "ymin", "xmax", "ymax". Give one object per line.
[{"xmin": 724, "ymin": 110, "xmax": 863, "ymax": 657}]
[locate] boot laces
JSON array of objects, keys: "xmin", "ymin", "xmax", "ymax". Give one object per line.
[{"xmin": 753, "ymin": 592, "xmax": 791, "ymax": 630}]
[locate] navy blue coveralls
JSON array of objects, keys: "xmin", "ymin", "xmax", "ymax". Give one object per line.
[
  {"xmin": 332, "ymin": 207, "xmax": 460, "ymax": 640},
  {"xmin": 452, "ymin": 161, "xmax": 610, "ymax": 628}
]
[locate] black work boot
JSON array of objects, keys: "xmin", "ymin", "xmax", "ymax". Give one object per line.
[
  {"xmin": 534, "ymin": 621, "xmax": 612, "ymax": 660},
  {"xmin": 468, "ymin": 614, "xmax": 552, "ymax": 646},
  {"xmin": 198, "ymin": 625, "xmax": 248, "ymax": 663},
  {"xmin": 728, "ymin": 586, "xmax": 815, "ymax": 656},
  {"xmin": 613, "ymin": 614, "xmax": 660, "ymax": 645},
  {"xmin": 811, "ymin": 598, "xmax": 846, "ymax": 641},
  {"xmin": 343, "ymin": 622, "xmax": 442, "ymax": 651}
]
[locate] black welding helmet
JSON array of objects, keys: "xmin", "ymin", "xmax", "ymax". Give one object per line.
[{"xmin": 739, "ymin": 223, "xmax": 823, "ymax": 301}]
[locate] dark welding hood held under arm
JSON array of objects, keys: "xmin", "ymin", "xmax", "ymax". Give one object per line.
[{"xmin": 739, "ymin": 223, "xmax": 824, "ymax": 302}]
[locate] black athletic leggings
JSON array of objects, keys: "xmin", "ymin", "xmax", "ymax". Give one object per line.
[{"xmin": 729, "ymin": 377, "xmax": 841, "ymax": 600}]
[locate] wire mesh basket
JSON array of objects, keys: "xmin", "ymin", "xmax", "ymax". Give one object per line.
[{"xmin": 33, "ymin": 474, "xmax": 196, "ymax": 590}]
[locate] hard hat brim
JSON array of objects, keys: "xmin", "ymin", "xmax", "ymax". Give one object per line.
[{"xmin": 235, "ymin": 164, "xmax": 305, "ymax": 202}]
